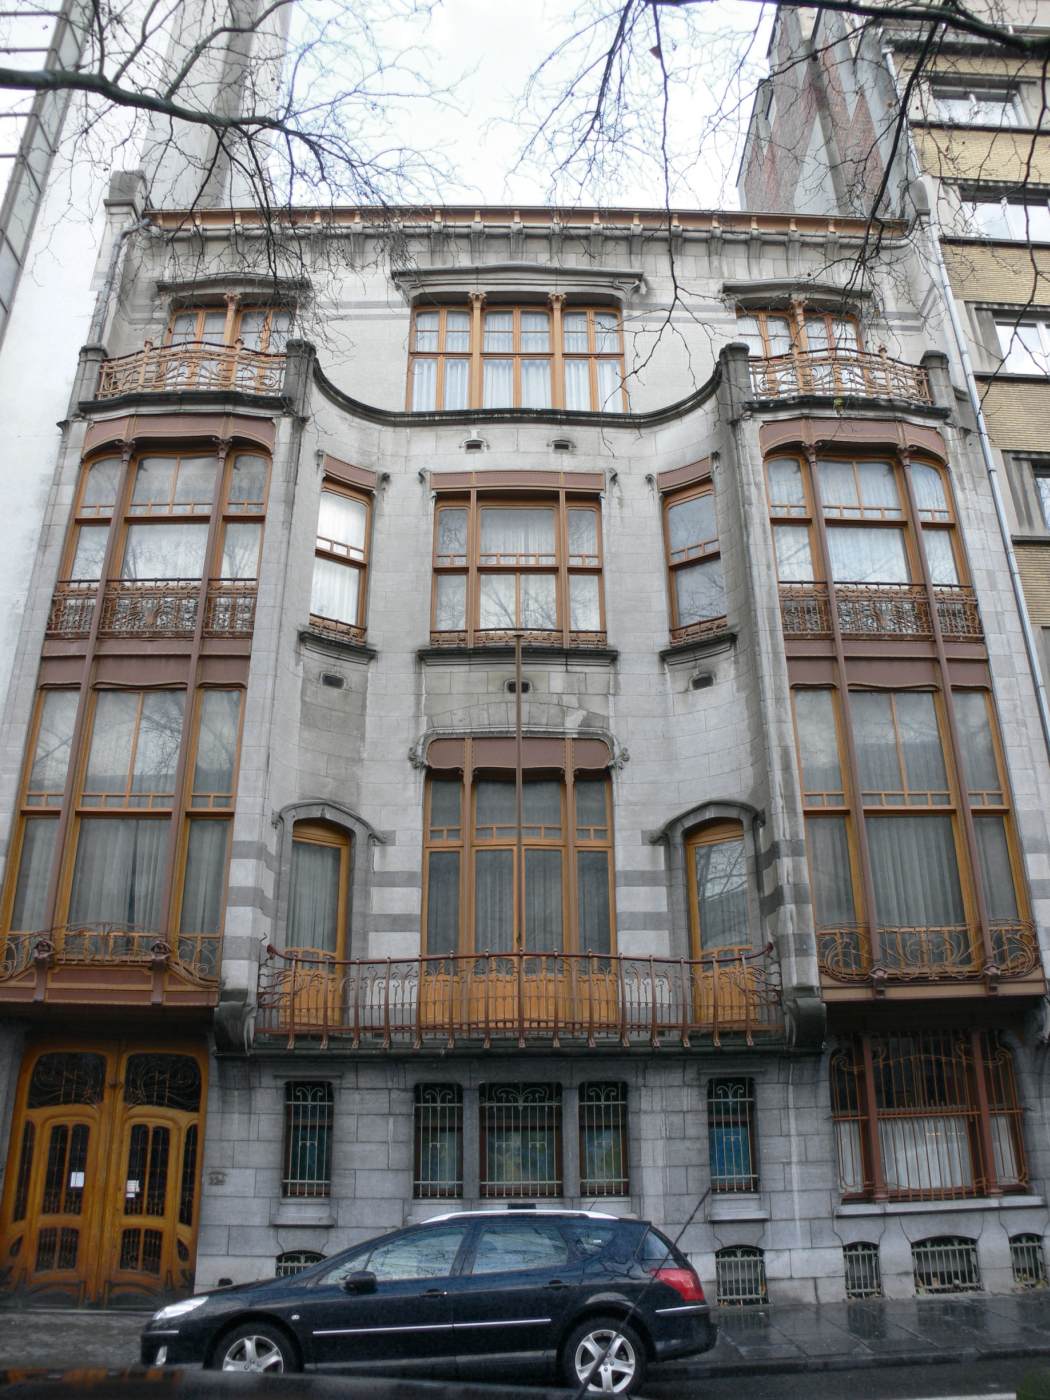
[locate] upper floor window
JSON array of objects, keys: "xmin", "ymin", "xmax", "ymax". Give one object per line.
[
  {"xmin": 662, "ymin": 480, "xmax": 726, "ymax": 643},
  {"xmin": 286, "ymin": 821, "xmax": 351, "ymax": 958},
  {"xmin": 431, "ymin": 493, "xmax": 604, "ymax": 647},
  {"xmin": 960, "ymin": 194, "xmax": 1050, "ymax": 242},
  {"xmin": 995, "ymin": 316, "xmax": 1050, "ymax": 374},
  {"xmin": 737, "ymin": 307, "xmax": 860, "ymax": 358},
  {"xmin": 167, "ymin": 306, "xmax": 290, "ymax": 353},
  {"xmin": 686, "ymin": 820, "xmax": 753, "ymax": 955},
  {"xmin": 929, "ymin": 82, "xmax": 1021, "ymax": 126},
  {"xmin": 310, "ymin": 483, "xmax": 371, "ymax": 641},
  {"xmin": 409, "ymin": 304, "xmax": 626, "ymax": 412}
]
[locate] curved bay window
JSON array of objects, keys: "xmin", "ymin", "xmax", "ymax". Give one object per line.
[
  {"xmin": 831, "ymin": 1032, "xmax": 1027, "ymax": 1202},
  {"xmin": 431, "ymin": 491, "xmax": 604, "ymax": 647},
  {"xmin": 286, "ymin": 821, "xmax": 351, "ymax": 960},
  {"xmin": 739, "ymin": 306, "xmax": 863, "ymax": 397},
  {"xmin": 662, "ymin": 481, "xmax": 726, "ymax": 643},
  {"xmin": 310, "ymin": 483, "xmax": 371, "ymax": 641},
  {"xmin": 408, "ymin": 303, "xmax": 626, "ymax": 412},
  {"xmin": 686, "ymin": 821, "xmax": 752, "ymax": 955},
  {"xmin": 768, "ymin": 452, "xmax": 979, "ymax": 643},
  {"xmin": 794, "ymin": 685, "xmax": 1030, "ymax": 981}
]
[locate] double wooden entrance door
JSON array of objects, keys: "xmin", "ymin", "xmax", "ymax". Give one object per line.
[{"xmin": 0, "ymin": 1040, "xmax": 206, "ymax": 1305}]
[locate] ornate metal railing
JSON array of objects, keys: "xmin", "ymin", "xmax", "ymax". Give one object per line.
[
  {"xmin": 779, "ymin": 583, "xmax": 982, "ymax": 642},
  {"xmin": 99, "ymin": 579, "xmax": 199, "ymax": 638},
  {"xmin": 818, "ymin": 921, "xmax": 1040, "ymax": 984},
  {"xmin": 46, "ymin": 580, "xmax": 98, "ymax": 639},
  {"xmin": 749, "ymin": 348, "xmax": 932, "ymax": 404},
  {"xmin": 0, "ymin": 925, "xmax": 219, "ymax": 984},
  {"xmin": 669, "ymin": 613, "xmax": 730, "ymax": 647},
  {"xmin": 95, "ymin": 340, "xmax": 286, "ymax": 398},
  {"xmin": 204, "ymin": 579, "xmax": 257, "ymax": 638},
  {"xmin": 427, "ymin": 629, "xmax": 609, "ymax": 650},
  {"xmin": 256, "ymin": 945, "xmax": 783, "ymax": 1049}
]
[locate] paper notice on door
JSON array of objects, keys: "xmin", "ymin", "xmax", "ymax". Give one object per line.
[
  {"xmin": 69, "ymin": 1171, "xmax": 85, "ymax": 1188},
  {"xmin": 125, "ymin": 1180, "xmax": 140, "ymax": 1195}
]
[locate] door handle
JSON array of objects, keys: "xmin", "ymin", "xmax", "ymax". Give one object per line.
[
  {"xmin": 423, "ymin": 1288, "xmax": 448, "ymax": 1297},
  {"xmin": 546, "ymin": 1279, "xmax": 568, "ymax": 1289}
]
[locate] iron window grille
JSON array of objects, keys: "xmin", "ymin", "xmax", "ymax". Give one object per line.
[
  {"xmin": 480, "ymin": 1083, "xmax": 562, "ymax": 1198},
  {"xmin": 1010, "ymin": 1234, "xmax": 1048, "ymax": 1289},
  {"xmin": 413, "ymin": 1084, "xmax": 464, "ymax": 1199},
  {"xmin": 276, "ymin": 1249, "xmax": 325, "ymax": 1278},
  {"xmin": 843, "ymin": 1242, "xmax": 883, "ymax": 1299},
  {"xmin": 715, "ymin": 1245, "xmax": 768, "ymax": 1306},
  {"xmin": 579, "ymin": 1082, "xmax": 628, "ymax": 1196},
  {"xmin": 707, "ymin": 1078, "xmax": 758, "ymax": 1193},
  {"xmin": 282, "ymin": 1082, "xmax": 334, "ymax": 1198},
  {"xmin": 912, "ymin": 1236, "xmax": 982, "ymax": 1295}
]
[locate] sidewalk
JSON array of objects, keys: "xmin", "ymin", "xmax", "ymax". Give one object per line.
[{"xmin": 3, "ymin": 1295, "xmax": 1050, "ymax": 1379}]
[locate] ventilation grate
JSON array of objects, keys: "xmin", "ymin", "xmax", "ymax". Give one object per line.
[
  {"xmin": 912, "ymin": 1236, "xmax": 981, "ymax": 1295},
  {"xmin": 1011, "ymin": 1234, "xmax": 1048, "ymax": 1290},
  {"xmin": 715, "ymin": 1245, "xmax": 768, "ymax": 1306},
  {"xmin": 843, "ymin": 1241, "xmax": 883, "ymax": 1299}
]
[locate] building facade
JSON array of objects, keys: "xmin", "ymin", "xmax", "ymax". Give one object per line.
[{"xmin": 0, "ymin": 189, "xmax": 1047, "ymax": 1310}]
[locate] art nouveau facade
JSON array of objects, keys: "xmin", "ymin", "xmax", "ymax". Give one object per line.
[{"xmin": 0, "ymin": 193, "xmax": 1048, "ymax": 1311}]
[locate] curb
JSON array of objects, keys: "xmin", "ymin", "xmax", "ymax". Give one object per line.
[{"xmin": 656, "ymin": 1342, "xmax": 1050, "ymax": 1380}]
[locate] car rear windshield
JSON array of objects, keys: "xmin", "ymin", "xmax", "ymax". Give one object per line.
[{"xmin": 637, "ymin": 1227, "xmax": 689, "ymax": 1269}]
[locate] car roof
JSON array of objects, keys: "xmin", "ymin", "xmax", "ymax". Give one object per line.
[{"xmin": 422, "ymin": 1209, "xmax": 622, "ymax": 1224}]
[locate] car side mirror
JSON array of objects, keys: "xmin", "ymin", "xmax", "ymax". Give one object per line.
[{"xmin": 342, "ymin": 1270, "xmax": 377, "ymax": 1294}]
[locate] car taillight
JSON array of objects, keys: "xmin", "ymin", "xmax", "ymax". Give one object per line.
[{"xmin": 649, "ymin": 1266, "xmax": 705, "ymax": 1302}]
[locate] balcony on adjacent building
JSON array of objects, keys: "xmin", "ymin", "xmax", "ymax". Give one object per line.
[
  {"xmin": 749, "ymin": 347, "xmax": 932, "ymax": 404},
  {"xmin": 818, "ymin": 921, "xmax": 1041, "ymax": 994},
  {"xmin": 255, "ymin": 946, "xmax": 783, "ymax": 1050},
  {"xmin": 95, "ymin": 340, "xmax": 286, "ymax": 399},
  {"xmin": 779, "ymin": 582, "xmax": 983, "ymax": 642},
  {"xmin": 45, "ymin": 578, "xmax": 257, "ymax": 642},
  {"xmin": 0, "ymin": 925, "xmax": 219, "ymax": 1009}
]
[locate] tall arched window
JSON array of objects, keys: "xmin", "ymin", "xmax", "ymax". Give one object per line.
[
  {"xmin": 286, "ymin": 821, "xmax": 351, "ymax": 958},
  {"xmin": 685, "ymin": 820, "xmax": 752, "ymax": 955}
]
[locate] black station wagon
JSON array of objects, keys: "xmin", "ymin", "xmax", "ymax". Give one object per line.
[{"xmin": 140, "ymin": 1208, "xmax": 716, "ymax": 1395}]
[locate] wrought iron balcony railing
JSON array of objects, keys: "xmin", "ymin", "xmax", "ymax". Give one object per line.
[
  {"xmin": 0, "ymin": 924, "xmax": 219, "ymax": 1004},
  {"xmin": 47, "ymin": 580, "xmax": 97, "ymax": 639},
  {"xmin": 427, "ymin": 629, "xmax": 609, "ymax": 650},
  {"xmin": 256, "ymin": 945, "xmax": 783, "ymax": 1050},
  {"xmin": 779, "ymin": 582, "xmax": 983, "ymax": 642},
  {"xmin": 818, "ymin": 921, "xmax": 1040, "ymax": 985},
  {"xmin": 95, "ymin": 340, "xmax": 286, "ymax": 399},
  {"xmin": 46, "ymin": 578, "xmax": 257, "ymax": 642},
  {"xmin": 749, "ymin": 348, "xmax": 932, "ymax": 404}
]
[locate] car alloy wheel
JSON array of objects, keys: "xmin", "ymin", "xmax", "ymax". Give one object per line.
[
  {"xmin": 573, "ymin": 1326, "xmax": 638, "ymax": 1395},
  {"xmin": 220, "ymin": 1333, "xmax": 286, "ymax": 1373}
]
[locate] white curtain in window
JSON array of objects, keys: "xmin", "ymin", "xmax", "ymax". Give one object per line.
[
  {"xmin": 434, "ymin": 574, "xmax": 466, "ymax": 631},
  {"xmin": 694, "ymin": 837, "xmax": 749, "ymax": 949},
  {"xmin": 773, "ymin": 525, "xmax": 814, "ymax": 581},
  {"xmin": 577, "ymin": 850, "xmax": 611, "ymax": 953},
  {"xmin": 317, "ymin": 493, "xmax": 366, "ymax": 554},
  {"xmin": 311, "ymin": 557, "xmax": 360, "ymax": 624},
  {"xmin": 521, "ymin": 575, "xmax": 557, "ymax": 629},
  {"xmin": 909, "ymin": 462, "xmax": 949, "ymax": 514},
  {"xmin": 668, "ymin": 496, "xmax": 717, "ymax": 555},
  {"xmin": 68, "ymin": 818, "xmax": 166, "ymax": 929},
  {"xmin": 827, "ymin": 526, "xmax": 909, "ymax": 582},
  {"xmin": 806, "ymin": 817, "xmax": 856, "ymax": 927},
  {"xmin": 483, "ymin": 312, "xmax": 513, "ymax": 352},
  {"xmin": 412, "ymin": 358, "xmax": 437, "ymax": 410},
  {"xmin": 596, "ymin": 358, "xmax": 622, "ymax": 409},
  {"xmin": 221, "ymin": 523, "xmax": 261, "ymax": 579},
  {"xmin": 180, "ymin": 820, "xmax": 230, "ymax": 933},
  {"xmin": 563, "ymin": 314, "xmax": 589, "ymax": 353},
  {"xmin": 867, "ymin": 815, "xmax": 965, "ymax": 929},
  {"xmin": 878, "ymin": 1116, "xmax": 973, "ymax": 1193},
  {"xmin": 835, "ymin": 1119, "xmax": 864, "ymax": 1193},
  {"xmin": 794, "ymin": 691, "xmax": 843, "ymax": 795},
  {"xmin": 426, "ymin": 850, "xmax": 460, "ymax": 955},
  {"xmin": 991, "ymin": 1113, "xmax": 1020, "ymax": 1184},
  {"xmin": 287, "ymin": 839, "xmax": 342, "ymax": 951},
  {"xmin": 443, "ymin": 359, "xmax": 469, "ymax": 410},
  {"xmin": 564, "ymin": 359, "xmax": 591, "ymax": 410},
  {"xmin": 974, "ymin": 814, "xmax": 1019, "ymax": 922},
  {"xmin": 11, "ymin": 817, "xmax": 57, "ymax": 930},
  {"xmin": 72, "ymin": 525, "xmax": 108, "ymax": 580},
  {"xmin": 520, "ymin": 359, "xmax": 551, "ymax": 408},
  {"xmin": 525, "ymin": 849, "xmax": 562, "ymax": 952},
  {"xmin": 483, "ymin": 359, "xmax": 514, "ymax": 407},
  {"xmin": 122, "ymin": 523, "xmax": 209, "ymax": 579},
  {"xmin": 674, "ymin": 558, "xmax": 725, "ymax": 625},
  {"xmin": 923, "ymin": 529, "xmax": 959, "ymax": 585},
  {"xmin": 570, "ymin": 575, "xmax": 600, "ymax": 631},
  {"xmin": 193, "ymin": 691, "xmax": 241, "ymax": 796},
  {"xmin": 480, "ymin": 508, "xmax": 556, "ymax": 559},
  {"xmin": 30, "ymin": 691, "xmax": 78, "ymax": 793},
  {"xmin": 475, "ymin": 849, "xmax": 513, "ymax": 953}
]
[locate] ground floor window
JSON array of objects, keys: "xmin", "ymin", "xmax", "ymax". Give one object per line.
[
  {"xmin": 282, "ymin": 1082, "xmax": 334, "ymax": 1198},
  {"xmin": 413, "ymin": 1084, "xmax": 464, "ymax": 1199},
  {"xmin": 481, "ymin": 1084, "xmax": 563, "ymax": 1198}
]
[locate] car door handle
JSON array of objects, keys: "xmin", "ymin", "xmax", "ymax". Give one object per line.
[
  {"xmin": 423, "ymin": 1288, "xmax": 448, "ymax": 1297},
  {"xmin": 545, "ymin": 1280, "xmax": 569, "ymax": 1290}
]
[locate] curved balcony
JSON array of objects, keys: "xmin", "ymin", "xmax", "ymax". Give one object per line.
[
  {"xmin": 749, "ymin": 347, "xmax": 932, "ymax": 404},
  {"xmin": 779, "ymin": 582, "xmax": 982, "ymax": 642},
  {"xmin": 256, "ymin": 945, "xmax": 783, "ymax": 1050},
  {"xmin": 96, "ymin": 340, "xmax": 286, "ymax": 399},
  {"xmin": 818, "ymin": 922, "xmax": 1041, "ymax": 989},
  {"xmin": 0, "ymin": 925, "xmax": 219, "ymax": 1009}
]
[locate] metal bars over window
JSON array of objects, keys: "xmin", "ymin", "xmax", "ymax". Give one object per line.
[
  {"xmin": 843, "ymin": 1242, "xmax": 883, "ymax": 1299},
  {"xmin": 1010, "ymin": 1234, "xmax": 1047, "ymax": 1289},
  {"xmin": 579, "ymin": 1082, "xmax": 628, "ymax": 1196},
  {"xmin": 715, "ymin": 1245, "xmax": 768, "ymax": 1305},
  {"xmin": 707, "ymin": 1078, "xmax": 757, "ymax": 1192},
  {"xmin": 276, "ymin": 1249, "xmax": 325, "ymax": 1278},
  {"xmin": 413, "ymin": 1085, "xmax": 464, "ymax": 1199},
  {"xmin": 912, "ymin": 1236, "xmax": 982, "ymax": 1294},
  {"xmin": 282, "ymin": 1082, "xmax": 333, "ymax": 1199},
  {"xmin": 480, "ymin": 1083, "xmax": 562, "ymax": 1198}
]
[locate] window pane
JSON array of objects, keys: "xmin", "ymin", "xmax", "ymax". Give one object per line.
[
  {"xmin": 193, "ymin": 691, "xmax": 240, "ymax": 797},
  {"xmin": 520, "ymin": 358, "xmax": 551, "ymax": 408},
  {"xmin": 317, "ymin": 493, "xmax": 366, "ymax": 554},
  {"xmin": 596, "ymin": 358, "xmax": 621, "ymax": 409},
  {"xmin": 476, "ymin": 780, "xmax": 516, "ymax": 832},
  {"xmin": 228, "ymin": 454, "xmax": 268, "ymax": 507},
  {"xmin": 564, "ymin": 358, "xmax": 590, "ymax": 409},
  {"xmin": 428, "ymin": 780, "xmax": 460, "ymax": 838},
  {"xmin": 575, "ymin": 779, "xmax": 607, "ymax": 833},
  {"xmin": 816, "ymin": 459, "xmax": 858, "ymax": 508},
  {"xmin": 806, "ymin": 816, "xmax": 857, "ymax": 926},
  {"xmin": 445, "ymin": 312, "xmax": 470, "ymax": 352},
  {"xmin": 826, "ymin": 526, "xmax": 908, "ymax": 583},
  {"xmin": 975, "ymin": 814, "xmax": 1019, "ymax": 922},
  {"xmin": 694, "ymin": 835, "xmax": 749, "ymax": 949},
  {"xmin": 895, "ymin": 692, "xmax": 949, "ymax": 795},
  {"xmin": 563, "ymin": 313, "xmax": 588, "ymax": 353},
  {"xmin": 71, "ymin": 525, "xmax": 108, "ymax": 580},
  {"xmin": 132, "ymin": 693, "xmax": 185, "ymax": 796},
  {"xmin": 570, "ymin": 574, "xmax": 600, "ymax": 630},
  {"xmin": 523, "ymin": 780, "xmax": 561, "ymax": 831},
  {"xmin": 867, "ymin": 815, "xmax": 965, "ymax": 927},
  {"xmin": 443, "ymin": 358, "xmax": 469, "ymax": 409},
  {"xmin": 773, "ymin": 525, "xmax": 814, "ymax": 581},
  {"xmin": 480, "ymin": 508, "xmax": 556, "ymax": 559},
  {"xmin": 221, "ymin": 522, "xmax": 261, "ymax": 579},
  {"xmin": 180, "ymin": 820, "xmax": 229, "ymax": 934},
  {"xmin": 794, "ymin": 690, "xmax": 843, "ymax": 798},
  {"xmin": 437, "ymin": 508, "xmax": 468, "ymax": 562},
  {"xmin": 478, "ymin": 574, "xmax": 516, "ymax": 629},
  {"xmin": 68, "ymin": 818, "xmax": 167, "ymax": 928},
  {"xmin": 414, "ymin": 313, "xmax": 438, "ymax": 351},
  {"xmin": 130, "ymin": 458, "xmax": 176, "ymax": 508},
  {"xmin": 767, "ymin": 457, "xmax": 806, "ymax": 509},
  {"xmin": 525, "ymin": 849, "xmax": 562, "ymax": 952},
  {"xmin": 851, "ymin": 693, "xmax": 899, "ymax": 794},
  {"xmin": 122, "ymin": 524, "xmax": 208, "ymax": 580},
  {"xmin": 909, "ymin": 462, "xmax": 949, "ymax": 515},
  {"xmin": 764, "ymin": 316, "xmax": 793, "ymax": 355},
  {"xmin": 81, "ymin": 458, "xmax": 121, "ymax": 511},
  {"xmin": 483, "ymin": 312, "xmax": 513, "ymax": 352},
  {"xmin": 172, "ymin": 457, "xmax": 217, "ymax": 508},
  {"xmin": 577, "ymin": 849, "xmax": 611, "ymax": 953},
  {"xmin": 736, "ymin": 314, "xmax": 762, "ymax": 355},
  {"xmin": 475, "ymin": 849, "xmax": 514, "ymax": 953},
  {"xmin": 674, "ymin": 558, "xmax": 725, "ymax": 625},
  {"xmin": 84, "ymin": 692, "xmax": 137, "ymax": 795},
  {"xmin": 667, "ymin": 494, "xmax": 716, "ymax": 556},
  {"xmin": 237, "ymin": 311, "xmax": 266, "ymax": 348},
  {"xmin": 434, "ymin": 574, "xmax": 466, "ymax": 631},
  {"xmin": 521, "ymin": 574, "xmax": 557, "ymax": 629},
  {"xmin": 412, "ymin": 358, "xmax": 437, "ymax": 410},
  {"xmin": 482, "ymin": 359, "xmax": 514, "ymax": 406},
  {"xmin": 1037, "ymin": 476, "xmax": 1050, "ymax": 528},
  {"xmin": 11, "ymin": 817, "xmax": 57, "ymax": 930},
  {"xmin": 595, "ymin": 313, "xmax": 620, "ymax": 352},
  {"xmin": 426, "ymin": 850, "xmax": 460, "ymax": 955},
  {"xmin": 568, "ymin": 509, "xmax": 598, "ymax": 560},
  {"xmin": 521, "ymin": 311, "xmax": 550, "ymax": 351},
  {"xmin": 288, "ymin": 838, "xmax": 342, "ymax": 952},
  {"xmin": 311, "ymin": 557, "xmax": 360, "ymax": 625},
  {"xmin": 923, "ymin": 529, "xmax": 959, "ymax": 585},
  {"xmin": 953, "ymin": 692, "xmax": 1001, "ymax": 797},
  {"xmin": 29, "ymin": 691, "xmax": 77, "ymax": 798}
]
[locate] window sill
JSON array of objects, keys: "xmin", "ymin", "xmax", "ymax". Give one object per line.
[
  {"xmin": 835, "ymin": 1194, "xmax": 1043, "ymax": 1217},
  {"xmin": 709, "ymin": 1193, "xmax": 769, "ymax": 1223},
  {"xmin": 418, "ymin": 642, "xmax": 618, "ymax": 665},
  {"xmin": 271, "ymin": 1198, "xmax": 337, "ymax": 1228},
  {"xmin": 660, "ymin": 629, "xmax": 736, "ymax": 664},
  {"xmin": 298, "ymin": 626, "xmax": 377, "ymax": 662}
]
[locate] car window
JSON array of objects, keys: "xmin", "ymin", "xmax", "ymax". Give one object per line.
[
  {"xmin": 638, "ymin": 1227, "xmax": 683, "ymax": 1268},
  {"xmin": 561, "ymin": 1221, "xmax": 618, "ymax": 1259},
  {"xmin": 470, "ymin": 1220, "xmax": 571, "ymax": 1275},
  {"xmin": 366, "ymin": 1226, "xmax": 468, "ymax": 1281},
  {"xmin": 319, "ymin": 1245, "xmax": 371, "ymax": 1287}
]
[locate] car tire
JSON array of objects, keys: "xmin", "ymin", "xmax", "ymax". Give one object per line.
[
  {"xmin": 211, "ymin": 1322, "xmax": 299, "ymax": 1374},
  {"xmin": 561, "ymin": 1314, "xmax": 647, "ymax": 1396}
]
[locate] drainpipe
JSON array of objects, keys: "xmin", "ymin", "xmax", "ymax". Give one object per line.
[
  {"xmin": 87, "ymin": 213, "xmax": 153, "ymax": 346},
  {"xmin": 882, "ymin": 43, "xmax": 1050, "ymax": 763}
]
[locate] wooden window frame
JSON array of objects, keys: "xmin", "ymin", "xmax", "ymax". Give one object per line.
[
  {"xmin": 309, "ymin": 480, "xmax": 372, "ymax": 642},
  {"xmin": 430, "ymin": 489, "xmax": 605, "ymax": 648},
  {"xmin": 684, "ymin": 819, "xmax": 755, "ymax": 957},
  {"xmin": 407, "ymin": 302, "xmax": 627, "ymax": 412},
  {"xmin": 286, "ymin": 820, "xmax": 352, "ymax": 960},
  {"xmin": 661, "ymin": 479, "xmax": 726, "ymax": 643},
  {"xmin": 421, "ymin": 766, "xmax": 615, "ymax": 957},
  {"xmin": 165, "ymin": 304, "xmax": 291, "ymax": 352}
]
